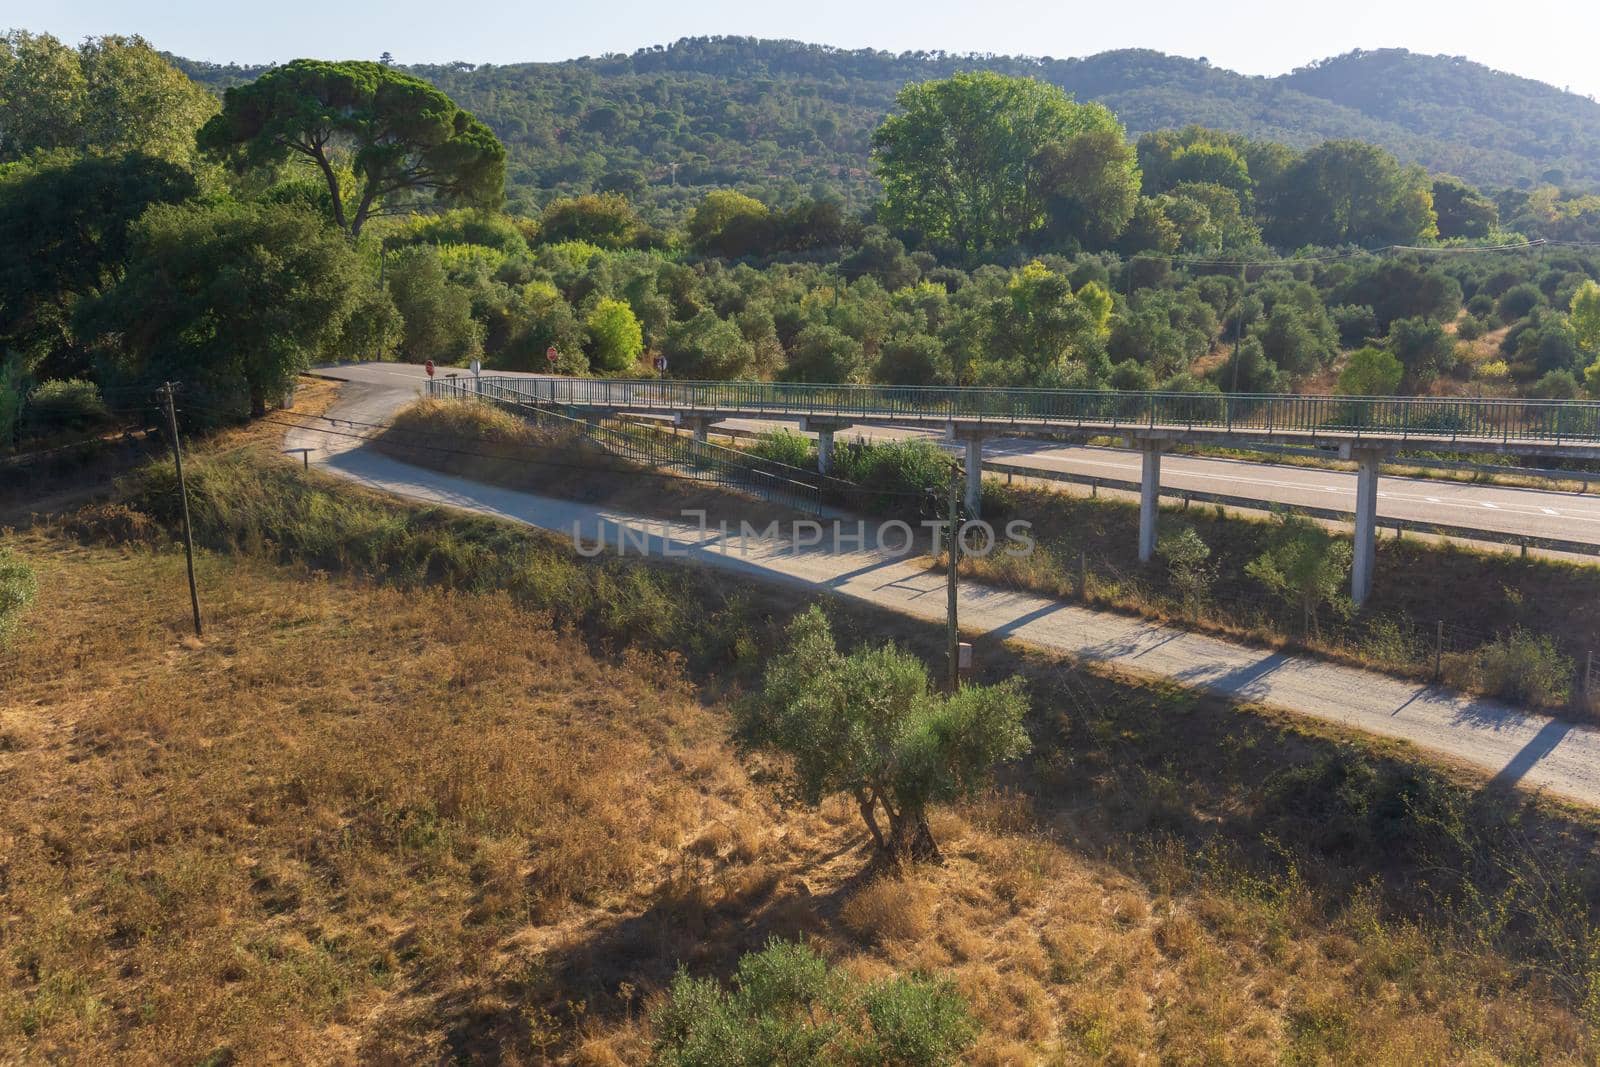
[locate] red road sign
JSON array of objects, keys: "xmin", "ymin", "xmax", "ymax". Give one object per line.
[
  {"xmin": 424, "ymin": 359, "xmax": 435, "ymax": 378},
  {"xmin": 546, "ymin": 346, "xmax": 559, "ymax": 365}
]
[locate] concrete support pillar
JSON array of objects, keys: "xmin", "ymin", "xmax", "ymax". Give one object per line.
[
  {"xmin": 1352, "ymin": 447, "xmax": 1383, "ymax": 607},
  {"xmin": 799, "ymin": 417, "xmax": 852, "ymax": 477},
  {"xmin": 964, "ymin": 436, "xmax": 983, "ymax": 516},
  {"xmin": 678, "ymin": 415, "xmax": 712, "ymax": 443},
  {"xmin": 1138, "ymin": 439, "xmax": 1164, "ymax": 563}
]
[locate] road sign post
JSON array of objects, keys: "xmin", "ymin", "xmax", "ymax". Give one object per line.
[
  {"xmin": 547, "ymin": 346, "xmax": 559, "ymax": 367},
  {"xmin": 424, "ymin": 359, "xmax": 435, "ymax": 378}
]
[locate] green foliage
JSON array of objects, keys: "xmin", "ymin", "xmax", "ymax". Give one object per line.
[
  {"xmin": 0, "ymin": 357, "xmax": 25, "ymax": 449},
  {"xmin": 748, "ymin": 429, "xmax": 814, "ymax": 469},
  {"xmin": 1266, "ymin": 140, "xmax": 1437, "ymax": 247},
  {"xmin": 873, "ymin": 72, "xmax": 1136, "ymax": 255},
  {"xmin": 24, "ymin": 379, "xmax": 110, "ymax": 437},
  {"xmin": 653, "ymin": 938, "xmax": 977, "ymax": 1067},
  {"xmin": 1157, "ymin": 525, "xmax": 1215, "ymax": 612},
  {"xmin": 1431, "ymin": 176, "xmax": 1498, "ymax": 240},
  {"xmin": 784, "ymin": 323, "xmax": 864, "ymax": 383},
  {"xmin": 663, "ymin": 309, "xmax": 754, "ymax": 380},
  {"xmin": 687, "ymin": 189, "xmax": 771, "ymax": 257},
  {"xmin": 198, "ymin": 60, "xmax": 505, "ymax": 237},
  {"xmin": 1530, "ymin": 369, "xmax": 1581, "ymax": 399},
  {"xmin": 0, "ymin": 32, "xmax": 216, "ymax": 165},
  {"xmin": 1246, "ymin": 513, "xmax": 1353, "ymax": 635},
  {"xmin": 830, "ymin": 437, "xmax": 952, "ymax": 515},
  {"xmin": 1447, "ymin": 629, "xmax": 1572, "ymax": 707},
  {"xmin": 1338, "ymin": 346, "xmax": 1404, "ymax": 396},
  {"xmin": 0, "ymin": 546, "xmax": 36, "ymax": 647},
  {"xmin": 1386, "ymin": 317, "xmax": 1459, "ymax": 387},
  {"xmin": 0, "ymin": 152, "xmax": 198, "ymax": 377},
  {"xmin": 584, "ymin": 297, "xmax": 643, "ymax": 373},
  {"xmin": 538, "ymin": 192, "xmax": 639, "ymax": 248},
  {"xmin": 1496, "ymin": 283, "xmax": 1545, "ymax": 323},
  {"xmin": 746, "ymin": 606, "xmax": 1029, "ymax": 861},
  {"xmin": 81, "ymin": 201, "xmax": 373, "ymax": 418},
  {"xmin": 386, "ymin": 246, "xmax": 484, "ymax": 365},
  {"xmin": 1570, "ymin": 280, "xmax": 1600, "ymax": 356}
]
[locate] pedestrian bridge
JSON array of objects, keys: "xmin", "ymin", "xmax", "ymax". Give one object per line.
[{"xmin": 431, "ymin": 375, "xmax": 1600, "ymax": 605}]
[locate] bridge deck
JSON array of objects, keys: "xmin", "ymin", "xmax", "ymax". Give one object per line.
[{"xmin": 434, "ymin": 376, "xmax": 1600, "ymax": 460}]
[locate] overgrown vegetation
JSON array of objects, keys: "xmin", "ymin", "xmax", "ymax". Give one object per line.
[
  {"xmin": 0, "ymin": 545, "xmax": 34, "ymax": 643},
  {"xmin": 8, "ymin": 430, "xmax": 1600, "ymax": 1058},
  {"xmin": 653, "ymin": 939, "xmax": 975, "ymax": 1066}
]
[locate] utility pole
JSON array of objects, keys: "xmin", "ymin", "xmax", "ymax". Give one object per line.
[
  {"xmin": 160, "ymin": 382, "xmax": 203, "ymax": 637},
  {"xmin": 946, "ymin": 465, "xmax": 961, "ymax": 691}
]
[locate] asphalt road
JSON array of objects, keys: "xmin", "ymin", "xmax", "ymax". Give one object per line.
[
  {"xmin": 287, "ymin": 368, "xmax": 1600, "ymax": 809},
  {"xmin": 312, "ymin": 362, "xmax": 1600, "ymax": 548}
]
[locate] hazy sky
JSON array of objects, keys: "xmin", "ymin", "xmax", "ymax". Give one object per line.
[{"xmin": 12, "ymin": 0, "xmax": 1600, "ymax": 98}]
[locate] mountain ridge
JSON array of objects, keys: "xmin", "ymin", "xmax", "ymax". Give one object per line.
[{"xmin": 168, "ymin": 38, "xmax": 1600, "ymax": 204}]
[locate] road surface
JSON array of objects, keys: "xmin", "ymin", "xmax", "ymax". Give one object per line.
[
  {"xmin": 284, "ymin": 365, "xmax": 1600, "ymax": 809},
  {"xmin": 313, "ymin": 362, "xmax": 1600, "ymax": 549}
]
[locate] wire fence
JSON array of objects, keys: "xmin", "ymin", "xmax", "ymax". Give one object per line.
[{"xmin": 466, "ymin": 374, "xmax": 1600, "ymax": 448}]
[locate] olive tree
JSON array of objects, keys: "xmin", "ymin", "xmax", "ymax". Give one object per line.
[{"xmin": 746, "ymin": 607, "xmax": 1030, "ymax": 864}]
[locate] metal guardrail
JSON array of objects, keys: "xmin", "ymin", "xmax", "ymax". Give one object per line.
[
  {"xmin": 991, "ymin": 462, "xmax": 1600, "ymax": 558},
  {"xmin": 467, "ymin": 375, "xmax": 1600, "ymax": 448},
  {"xmin": 429, "ymin": 375, "xmax": 831, "ymax": 515}
]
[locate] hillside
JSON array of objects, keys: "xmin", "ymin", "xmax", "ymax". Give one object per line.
[{"xmin": 170, "ymin": 38, "xmax": 1600, "ymax": 213}]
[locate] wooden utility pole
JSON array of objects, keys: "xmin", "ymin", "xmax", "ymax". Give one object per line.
[
  {"xmin": 946, "ymin": 466, "xmax": 961, "ymax": 691},
  {"xmin": 161, "ymin": 383, "xmax": 203, "ymax": 637}
]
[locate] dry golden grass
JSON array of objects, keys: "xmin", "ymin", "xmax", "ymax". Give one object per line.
[
  {"xmin": 1, "ymin": 509, "xmax": 1594, "ymax": 1060},
  {"xmin": 374, "ymin": 398, "xmax": 801, "ymax": 527}
]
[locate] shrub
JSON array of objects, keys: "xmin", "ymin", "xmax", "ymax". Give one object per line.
[
  {"xmin": 1456, "ymin": 314, "xmax": 1486, "ymax": 342},
  {"xmin": 748, "ymin": 428, "xmax": 814, "ymax": 469},
  {"xmin": 653, "ymin": 939, "xmax": 976, "ymax": 1067},
  {"xmin": 1449, "ymin": 629, "xmax": 1572, "ymax": 707},
  {"xmin": 0, "ymin": 546, "xmax": 36, "ymax": 646},
  {"xmin": 0, "ymin": 357, "xmax": 26, "ymax": 448},
  {"xmin": 831, "ymin": 437, "xmax": 951, "ymax": 517},
  {"xmin": 744, "ymin": 606, "xmax": 1029, "ymax": 862},
  {"xmin": 1246, "ymin": 513, "xmax": 1353, "ymax": 637},
  {"xmin": 1496, "ymin": 283, "xmax": 1545, "ymax": 323},
  {"xmin": 61, "ymin": 503, "xmax": 161, "ymax": 546},
  {"xmin": 1156, "ymin": 525, "xmax": 1215, "ymax": 613},
  {"xmin": 24, "ymin": 379, "xmax": 110, "ymax": 438},
  {"xmin": 585, "ymin": 297, "xmax": 644, "ymax": 374},
  {"xmin": 1477, "ymin": 359, "xmax": 1510, "ymax": 381}
]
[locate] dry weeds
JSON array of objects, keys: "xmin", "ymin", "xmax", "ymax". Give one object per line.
[{"xmin": 0, "ymin": 529, "xmax": 1590, "ymax": 1062}]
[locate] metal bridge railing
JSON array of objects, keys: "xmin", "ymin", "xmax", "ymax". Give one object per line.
[
  {"xmin": 457, "ymin": 375, "xmax": 1600, "ymax": 446},
  {"xmin": 428, "ymin": 374, "xmax": 831, "ymax": 515}
]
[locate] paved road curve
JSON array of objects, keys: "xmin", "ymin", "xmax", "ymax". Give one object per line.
[
  {"xmin": 322, "ymin": 362, "xmax": 1600, "ymax": 548},
  {"xmin": 286, "ymin": 366, "xmax": 1600, "ymax": 809}
]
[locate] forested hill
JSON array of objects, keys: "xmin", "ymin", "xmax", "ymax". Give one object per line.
[{"xmin": 170, "ymin": 39, "xmax": 1600, "ymax": 213}]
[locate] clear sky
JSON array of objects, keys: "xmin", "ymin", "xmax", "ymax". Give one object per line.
[{"xmin": 11, "ymin": 0, "xmax": 1600, "ymax": 99}]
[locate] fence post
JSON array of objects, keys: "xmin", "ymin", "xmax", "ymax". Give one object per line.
[
  {"xmin": 1586, "ymin": 650, "xmax": 1594, "ymax": 698},
  {"xmin": 1078, "ymin": 550, "xmax": 1089, "ymax": 600},
  {"xmin": 1434, "ymin": 620, "xmax": 1443, "ymax": 683}
]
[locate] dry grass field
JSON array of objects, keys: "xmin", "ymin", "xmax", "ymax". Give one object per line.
[{"xmin": 3, "ymin": 395, "xmax": 1600, "ymax": 1062}]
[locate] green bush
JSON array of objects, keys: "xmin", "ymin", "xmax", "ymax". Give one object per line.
[
  {"xmin": 0, "ymin": 546, "xmax": 36, "ymax": 646},
  {"xmin": 747, "ymin": 428, "xmax": 814, "ymax": 469},
  {"xmin": 653, "ymin": 939, "xmax": 976, "ymax": 1067},
  {"xmin": 1451, "ymin": 628, "xmax": 1572, "ymax": 707},
  {"xmin": 0, "ymin": 358, "xmax": 24, "ymax": 449},
  {"xmin": 832, "ymin": 437, "xmax": 951, "ymax": 516},
  {"xmin": 23, "ymin": 379, "xmax": 111, "ymax": 438}
]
